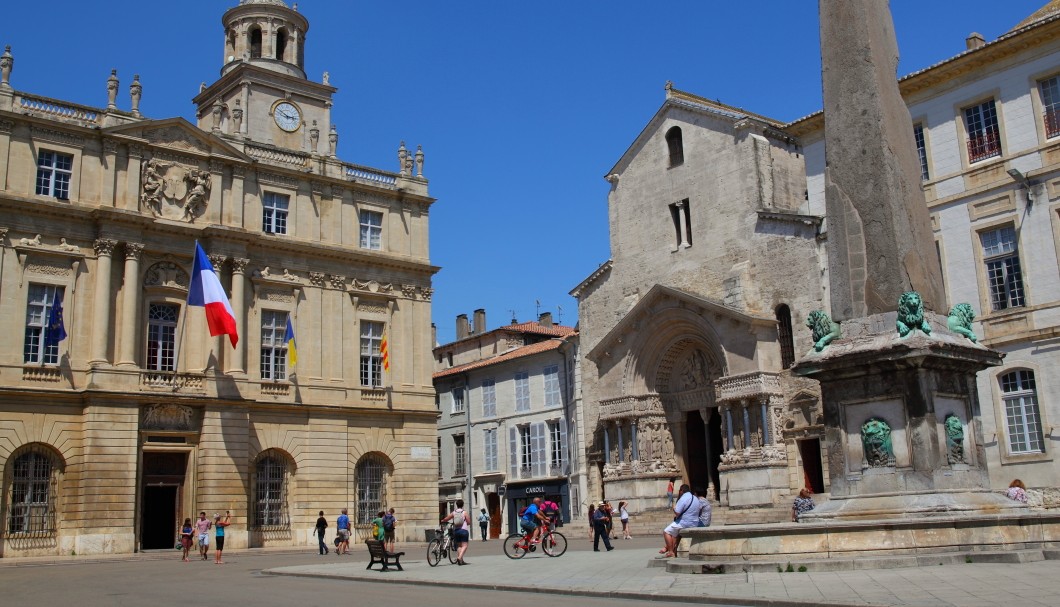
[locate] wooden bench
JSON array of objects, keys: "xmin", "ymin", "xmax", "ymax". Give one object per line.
[{"xmin": 365, "ymin": 539, "xmax": 404, "ymax": 572}]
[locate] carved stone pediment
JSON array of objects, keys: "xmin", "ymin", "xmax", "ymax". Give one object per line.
[
  {"xmin": 14, "ymin": 238, "xmax": 86, "ymax": 288},
  {"xmin": 143, "ymin": 261, "xmax": 189, "ymax": 292},
  {"xmin": 144, "ymin": 126, "xmax": 211, "ymax": 154},
  {"xmin": 141, "ymin": 404, "xmax": 196, "ymax": 431}
]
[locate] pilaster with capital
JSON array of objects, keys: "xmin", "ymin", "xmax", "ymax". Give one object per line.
[
  {"xmin": 117, "ymin": 243, "xmax": 145, "ymax": 366},
  {"xmin": 227, "ymin": 257, "xmax": 249, "ymax": 373},
  {"xmin": 124, "ymin": 145, "xmax": 143, "ymax": 211},
  {"xmin": 208, "ymin": 160, "xmax": 225, "ymax": 224},
  {"xmin": 100, "ymin": 139, "xmax": 118, "ymax": 206},
  {"xmin": 89, "ymin": 238, "xmax": 118, "ymax": 365}
]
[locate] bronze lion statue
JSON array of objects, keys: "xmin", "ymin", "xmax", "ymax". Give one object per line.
[
  {"xmin": 946, "ymin": 303, "xmax": 978, "ymax": 342},
  {"xmin": 806, "ymin": 310, "xmax": 841, "ymax": 352},
  {"xmin": 897, "ymin": 291, "xmax": 932, "ymax": 337}
]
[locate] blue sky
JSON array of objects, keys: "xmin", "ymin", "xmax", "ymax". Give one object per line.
[{"xmin": 2, "ymin": 1, "xmax": 1048, "ymax": 343}]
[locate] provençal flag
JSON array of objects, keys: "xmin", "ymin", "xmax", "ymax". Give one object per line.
[
  {"xmin": 381, "ymin": 328, "xmax": 390, "ymax": 372},
  {"xmin": 186, "ymin": 242, "xmax": 239, "ymax": 347},
  {"xmin": 285, "ymin": 316, "xmax": 298, "ymax": 367}
]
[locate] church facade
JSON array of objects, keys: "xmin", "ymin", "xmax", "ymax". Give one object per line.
[{"xmin": 0, "ymin": 0, "xmax": 438, "ymax": 557}]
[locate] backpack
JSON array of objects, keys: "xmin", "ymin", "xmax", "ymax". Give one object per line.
[
  {"xmin": 382, "ymin": 514, "xmax": 395, "ymax": 531},
  {"xmin": 452, "ymin": 508, "xmax": 465, "ymax": 529}
]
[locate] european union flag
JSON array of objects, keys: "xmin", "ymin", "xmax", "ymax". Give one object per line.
[{"xmin": 45, "ymin": 291, "xmax": 67, "ymax": 346}]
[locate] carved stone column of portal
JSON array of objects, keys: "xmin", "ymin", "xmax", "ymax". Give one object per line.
[
  {"xmin": 228, "ymin": 258, "xmax": 248, "ymax": 373},
  {"xmin": 742, "ymin": 402, "xmax": 752, "ymax": 450},
  {"xmin": 674, "ymin": 200, "xmax": 689, "ymax": 248},
  {"xmin": 630, "ymin": 419, "xmax": 639, "ymax": 461},
  {"xmin": 89, "ymin": 238, "xmax": 118, "ymax": 365},
  {"xmin": 602, "ymin": 423, "xmax": 611, "ymax": 465},
  {"xmin": 616, "ymin": 420, "xmax": 624, "ymax": 464},
  {"xmin": 723, "ymin": 406, "xmax": 734, "ymax": 451},
  {"xmin": 759, "ymin": 397, "xmax": 771, "ymax": 445},
  {"xmin": 117, "ymin": 242, "xmax": 144, "ymax": 366}
]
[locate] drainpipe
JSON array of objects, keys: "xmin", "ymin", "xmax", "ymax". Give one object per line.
[
  {"xmin": 552, "ymin": 335, "xmax": 575, "ymax": 524},
  {"xmin": 463, "ymin": 371, "xmax": 473, "ymax": 539}
]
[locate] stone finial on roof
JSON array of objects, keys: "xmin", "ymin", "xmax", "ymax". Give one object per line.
[
  {"xmin": 664, "ymin": 80, "xmax": 674, "ymax": 98},
  {"xmin": 106, "ymin": 69, "xmax": 119, "ymax": 110},
  {"xmin": 0, "ymin": 46, "xmax": 12, "ymax": 89}
]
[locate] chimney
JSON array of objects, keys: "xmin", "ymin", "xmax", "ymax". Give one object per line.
[
  {"xmin": 966, "ymin": 32, "xmax": 985, "ymax": 50},
  {"xmin": 538, "ymin": 312, "xmax": 553, "ymax": 327},
  {"xmin": 456, "ymin": 314, "xmax": 470, "ymax": 339},
  {"xmin": 431, "ymin": 323, "xmax": 437, "ymax": 347},
  {"xmin": 473, "ymin": 309, "xmax": 486, "ymax": 335}
]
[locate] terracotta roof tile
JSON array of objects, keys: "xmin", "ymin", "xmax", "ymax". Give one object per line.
[{"xmin": 433, "ymin": 333, "xmax": 577, "ymax": 380}]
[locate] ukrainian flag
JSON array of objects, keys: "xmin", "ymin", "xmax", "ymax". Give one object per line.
[{"xmin": 285, "ymin": 317, "xmax": 298, "ymax": 367}]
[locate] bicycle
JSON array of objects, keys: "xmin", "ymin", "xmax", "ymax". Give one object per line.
[
  {"xmin": 426, "ymin": 524, "xmax": 458, "ymax": 566},
  {"xmin": 502, "ymin": 521, "xmax": 567, "ymax": 559}
]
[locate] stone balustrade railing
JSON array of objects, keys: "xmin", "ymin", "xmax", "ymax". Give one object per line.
[
  {"xmin": 17, "ymin": 92, "xmax": 102, "ymax": 124},
  {"xmin": 715, "ymin": 371, "xmax": 782, "ymax": 403},
  {"xmin": 599, "ymin": 393, "xmax": 664, "ymax": 420},
  {"xmin": 140, "ymin": 371, "xmax": 205, "ymax": 392},
  {"xmin": 261, "ymin": 382, "xmax": 290, "ymax": 396},
  {"xmin": 344, "ymin": 164, "xmax": 398, "ymax": 187},
  {"xmin": 245, "ymin": 143, "xmax": 310, "ymax": 168}
]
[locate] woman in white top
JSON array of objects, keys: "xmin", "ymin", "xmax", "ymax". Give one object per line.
[
  {"xmin": 618, "ymin": 501, "xmax": 632, "ymax": 539},
  {"xmin": 441, "ymin": 499, "xmax": 472, "ymax": 565}
]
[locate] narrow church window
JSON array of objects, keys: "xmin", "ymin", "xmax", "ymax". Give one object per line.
[
  {"xmin": 249, "ymin": 26, "xmax": 263, "ymax": 59},
  {"xmin": 776, "ymin": 304, "xmax": 795, "ymax": 369},
  {"xmin": 275, "ymin": 28, "xmax": 288, "ymax": 61},
  {"xmin": 666, "ymin": 126, "xmax": 684, "ymax": 167}
]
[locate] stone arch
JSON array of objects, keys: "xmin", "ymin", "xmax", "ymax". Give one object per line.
[
  {"xmin": 621, "ymin": 306, "xmax": 727, "ymax": 397},
  {"xmin": 353, "ymin": 452, "xmax": 393, "ymax": 534},
  {"xmin": 250, "ymin": 447, "xmax": 295, "ymax": 531},
  {"xmin": 3, "ymin": 442, "xmax": 66, "ymax": 537}
]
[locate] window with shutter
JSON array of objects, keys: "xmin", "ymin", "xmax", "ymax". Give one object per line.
[
  {"xmin": 508, "ymin": 426, "xmax": 518, "ymax": 477},
  {"xmin": 531, "ymin": 422, "xmax": 546, "ymax": 477}
]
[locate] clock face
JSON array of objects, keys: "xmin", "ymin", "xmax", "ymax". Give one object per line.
[{"xmin": 273, "ymin": 102, "xmax": 301, "ymax": 132}]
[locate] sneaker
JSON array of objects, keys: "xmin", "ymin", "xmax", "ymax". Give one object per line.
[{"xmin": 607, "ymin": 547, "xmax": 614, "ymax": 552}]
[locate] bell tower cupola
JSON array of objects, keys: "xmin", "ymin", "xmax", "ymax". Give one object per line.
[{"xmin": 221, "ymin": 0, "xmax": 309, "ymax": 79}]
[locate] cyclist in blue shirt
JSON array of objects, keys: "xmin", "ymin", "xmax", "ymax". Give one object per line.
[{"xmin": 520, "ymin": 497, "xmax": 548, "ymax": 543}]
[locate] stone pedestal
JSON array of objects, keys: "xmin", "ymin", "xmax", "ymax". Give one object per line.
[{"xmin": 793, "ymin": 310, "xmax": 1016, "ymax": 519}]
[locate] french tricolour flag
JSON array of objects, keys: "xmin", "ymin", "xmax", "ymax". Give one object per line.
[{"xmin": 187, "ymin": 242, "xmax": 239, "ymax": 347}]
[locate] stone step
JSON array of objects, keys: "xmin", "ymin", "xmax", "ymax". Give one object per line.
[{"xmin": 655, "ymin": 549, "xmax": 1048, "ymax": 574}]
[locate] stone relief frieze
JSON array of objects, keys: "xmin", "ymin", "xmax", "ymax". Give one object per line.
[
  {"xmin": 259, "ymin": 288, "xmax": 295, "ymax": 303},
  {"xmin": 141, "ymin": 158, "xmax": 210, "ymax": 222},
  {"xmin": 351, "ymin": 279, "xmax": 393, "ymax": 293},
  {"xmin": 144, "ymin": 261, "xmax": 189, "ymax": 290},
  {"xmin": 142, "ymin": 403, "xmax": 195, "ymax": 431},
  {"xmin": 143, "ymin": 126, "xmax": 210, "ymax": 154},
  {"xmin": 30, "ymin": 126, "xmax": 84, "ymax": 147},
  {"xmin": 258, "ymin": 171, "xmax": 300, "ymax": 189},
  {"xmin": 358, "ymin": 302, "xmax": 388, "ymax": 315},
  {"xmin": 26, "ymin": 259, "xmax": 71, "ymax": 276}
]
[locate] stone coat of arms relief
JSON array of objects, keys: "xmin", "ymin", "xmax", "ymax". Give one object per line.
[{"xmin": 141, "ymin": 158, "xmax": 211, "ymax": 222}]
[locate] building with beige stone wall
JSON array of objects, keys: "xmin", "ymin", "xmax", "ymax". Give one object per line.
[
  {"xmin": 572, "ymin": 84, "xmax": 828, "ymax": 519},
  {"xmin": 0, "ymin": 0, "xmax": 438, "ymax": 557}
]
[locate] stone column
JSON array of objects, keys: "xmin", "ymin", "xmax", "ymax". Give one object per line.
[
  {"xmin": 228, "ymin": 258, "xmax": 248, "ymax": 374},
  {"xmin": 240, "ymin": 84, "xmax": 250, "ymax": 136},
  {"xmin": 117, "ymin": 242, "xmax": 144, "ymax": 366},
  {"xmin": 742, "ymin": 403, "xmax": 752, "ymax": 450},
  {"xmin": 89, "ymin": 238, "xmax": 117, "ymax": 365},
  {"xmin": 674, "ymin": 200, "xmax": 689, "ymax": 248},
  {"xmin": 602, "ymin": 424, "xmax": 611, "ymax": 465},
  {"xmin": 630, "ymin": 419, "xmax": 639, "ymax": 461},
  {"xmin": 616, "ymin": 421, "xmax": 624, "ymax": 463},
  {"xmin": 701, "ymin": 408, "xmax": 714, "ymax": 498},
  {"xmin": 724, "ymin": 406, "xmax": 734, "ymax": 451},
  {"xmin": 760, "ymin": 397, "xmax": 771, "ymax": 445}
]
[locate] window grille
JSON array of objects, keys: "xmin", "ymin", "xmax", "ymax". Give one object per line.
[
  {"xmin": 355, "ymin": 455, "xmax": 387, "ymax": 527},
  {"xmin": 262, "ymin": 192, "xmax": 290, "ymax": 235},
  {"xmin": 35, "ymin": 150, "xmax": 73, "ymax": 199},
  {"xmin": 1001, "ymin": 370, "xmax": 1045, "ymax": 454},
  {"xmin": 24, "ymin": 284, "xmax": 62, "ymax": 365},
  {"xmin": 964, "ymin": 100, "xmax": 1002, "ymax": 163},
  {"xmin": 6, "ymin": 447, "xmax": 57, "ymax": 536},
  {"xmin": 254, "ymin": 454, "xmax": 287, "ymax": 528},
  {"xmin": 776, "ymin": 305, "xmax": 795, "ymax": 369},
  {"xmin": 359, "ymin": 210, "xmax": 383, "ymax": 250},
  {"xmin": 260, "ymin": 311, "xmax": 288, "ymax": 381},
  {"xmin": 146, "ymin": 303, "xmax": 179, "ymax": 371},
  {"xmin": 980, "ymin": 227, "xmax": 1025, "ymax": 310},
  {"xmin": 360, "ymin": 321, "xmax": 384, "ymax": 387},
  {"xmin": 1040, "ymin": 76, "xmax": 1060, "ymax": 138}
]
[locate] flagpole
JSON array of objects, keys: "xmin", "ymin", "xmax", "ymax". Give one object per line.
[{"xmin": 174, "ymin": 280, "xmax": 191, "ymax": 383}]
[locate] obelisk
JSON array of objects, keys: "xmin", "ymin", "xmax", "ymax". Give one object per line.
[{"xmin": 820, "ymin": 0, "xmax": 946, "ymax": 320}]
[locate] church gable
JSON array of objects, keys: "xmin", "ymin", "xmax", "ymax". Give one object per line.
[{"xmin": 103, "ymin": 118, "xmax": 247, "ymax": 161}]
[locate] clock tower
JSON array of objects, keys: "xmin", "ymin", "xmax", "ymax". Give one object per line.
[{"xmin": 193, "ymin": 0, "xmax": 335, "ymax": 152}]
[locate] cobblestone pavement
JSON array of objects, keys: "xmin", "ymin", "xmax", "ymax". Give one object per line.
[{"xmin": 265, "ymin": 537, "xmax": 1060, "ymax": 607}]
